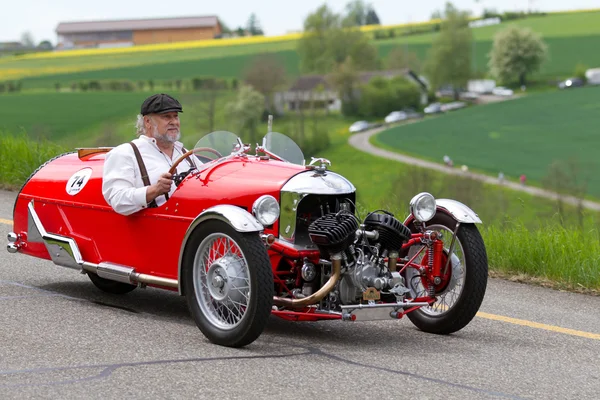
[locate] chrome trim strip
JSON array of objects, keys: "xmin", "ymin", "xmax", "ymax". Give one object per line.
[
  {"xmin": 177, "ymin": 204, "xmax": 264, "ymax": 294},
  {"xmin": 436, "ymin": 199, "xmax": 482, "ymax": 224},
  {"xmin": 28, "ymin": 200, "xmax": 83, "ymax": 269}
]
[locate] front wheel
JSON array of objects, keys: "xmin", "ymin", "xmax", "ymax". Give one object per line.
[
  {"xmin": 182, "ymin": 220, "xmax": 273, "ymax": 347},
  {"xmin": 403, "ymin": 212, "xmax": 488, "ymax": 334}
]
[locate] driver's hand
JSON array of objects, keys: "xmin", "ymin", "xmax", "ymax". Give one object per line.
[{"xmin": 146, "ymin": 172, "xmax": 173, "ymax": 202}]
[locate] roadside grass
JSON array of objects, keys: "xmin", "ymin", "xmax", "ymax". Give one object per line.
[
  {"xmin": 483, "ymin": 223, "xmax": 600, "ymax": 294},
  {"xmin": 0, "ymin": 132, "xmax": 68, "ymax": 190},
  {"xmin": 374, "ymin": 85, "xmax": 600, "ymax": 198}
]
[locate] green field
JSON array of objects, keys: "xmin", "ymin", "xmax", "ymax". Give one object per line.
[
  {"xmin": 0, "ymin": 91, "xmax": 240, "ymax": 147},
  {"xmin": 3, "ymin": 11, "xmax": 600, "ymax": 89},
  {"xmin": 375, "ymin": 85, "xmax": 600, "ymax": 197}
]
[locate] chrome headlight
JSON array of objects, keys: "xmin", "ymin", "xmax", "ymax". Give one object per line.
[
  {"xmin": 410, "ymin": 192, "xmax": 436, "ymax": 222},
  {"xmin": 252, "ymin": 195, "xmax": 280, "ymax": 226}
]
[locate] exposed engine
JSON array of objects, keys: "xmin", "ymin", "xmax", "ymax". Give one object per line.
[{"xmin": 306, "ymin": 208, "xmax": 413, "ymax": 308}]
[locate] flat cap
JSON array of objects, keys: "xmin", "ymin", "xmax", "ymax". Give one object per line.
[{"xmin": 140, "ymin": 93, "xmax": 183, "ymax": 115}]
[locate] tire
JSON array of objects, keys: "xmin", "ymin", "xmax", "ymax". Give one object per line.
[
  {"xmin": 182, "ymin": 220, "xmax": 273, "ymax": 347},
  {"xmin": 87, "ymin": 272, "xmax": 137, "ymax": 294},
  {"xmin": 403, "ymin": 212, "xmax": 488, "ymax": 334}
]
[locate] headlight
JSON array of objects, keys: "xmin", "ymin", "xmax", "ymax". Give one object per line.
[
  {"xmin": 409, "ymin": 192, "xmax": 436, "ymax": 222},
  {"xmin": 252, "ymin": 195, "xmax": 280, "ymax": 226}
]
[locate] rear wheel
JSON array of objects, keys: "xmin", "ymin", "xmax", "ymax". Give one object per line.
[
  {"xmin": 403, "ymin": 212, "xmax": 488, "ymax": 334},
  {"xmin": 182, "ymin": 220, "xmax": 273, "ymax": 347},
  {"xmin": 87, "ymin": 273, "xmax": 137, "ymax": 294}
]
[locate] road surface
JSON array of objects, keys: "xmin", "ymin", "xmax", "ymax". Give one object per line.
[{"xmin": 0, "ymin": 189, "xmax": 599, "ymax": 399}]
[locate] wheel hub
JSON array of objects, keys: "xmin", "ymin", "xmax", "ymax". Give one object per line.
[{"xmin": 206, "ymin": 255, "xmax": 248, "ymax": 303}]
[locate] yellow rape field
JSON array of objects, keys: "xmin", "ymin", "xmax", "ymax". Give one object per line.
[{"xmin": 1, "ymin": 19, "xmax": 444, "ymax": 63}]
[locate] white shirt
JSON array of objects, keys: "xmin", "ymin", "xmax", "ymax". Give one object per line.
[{"xmin": 102, "ymin": 135, "xmax": 201, "ymax": 216}]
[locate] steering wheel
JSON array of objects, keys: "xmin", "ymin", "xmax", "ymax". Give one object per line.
[{"xmin": 168, "ymin": 147, "xmax": 223, "ymax": 175}]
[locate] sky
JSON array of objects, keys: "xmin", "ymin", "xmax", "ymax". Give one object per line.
[{"xmin": 1, "ymin": 0, "xmax": 599, "ymax": 44}]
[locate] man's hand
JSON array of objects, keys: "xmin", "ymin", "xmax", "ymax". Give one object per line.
[{"xmin": 146, "ymin": 172, "xmax": 173, "ymax": 203}]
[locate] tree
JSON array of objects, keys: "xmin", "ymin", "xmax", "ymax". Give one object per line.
[
  {"xmin": 243, "ymin": 54, "xmax": 288, "ymax": 115},
  {"xmin": 326, "ymin": 57, "xmax": 361, "ymax": 116},
  {"xmin": 246, "ymin": 13, "xmax": 264, "ymax": 36},
  {"xmin": 20, "ymin": 31, "xmax": 34, "ymax": 48},
  {"xmin": 37, "ymin": 40, "xmax": 53, "ymax": 50},
  {"xmin": 488, "ymin": 26, "xmax": 548, "ymax": 86},
  {"xmin": 343, "ymin": 0, "xmax": 368, "ymax": 26},
  {"xmin": 298, "ymin": 4, "xmax": 379, "ymax": 74},
  {"xmin": 225, "ymin": 85, "xmax": 265, "ymax": 145},
  {"xmin": 386, "ymin": 46, "xmax": 421, "ymax": 73},
  {"xmin": 365, "ymin": 8, "xmax": 381, "ymax": 25},
  {"xmin": 424, "ymin": 3, "xmax": 473, "ymax": 100}
]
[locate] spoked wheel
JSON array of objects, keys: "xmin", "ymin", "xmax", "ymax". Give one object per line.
[
  {"xmin": 403, "ymin": 212, "xmax": 488, "ymax": 334},
  {"xmin": 183, "ymin": 220, "xmax": 273, "ymax": 347}
]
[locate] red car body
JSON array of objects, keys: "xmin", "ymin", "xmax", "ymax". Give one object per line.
[{"xmin": 7, "ymin": 133, "xmax": 488, "ymax": 348}]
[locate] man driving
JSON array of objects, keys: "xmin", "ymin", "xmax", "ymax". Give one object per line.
[{"xmin": 102, "ymin": 93, "xmax": 201, "ymax": 216}]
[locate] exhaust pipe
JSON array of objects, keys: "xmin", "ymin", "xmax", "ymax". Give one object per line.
[{"xmin": 273, "ymin": 253, "xmax": 341, "ymax": 308}]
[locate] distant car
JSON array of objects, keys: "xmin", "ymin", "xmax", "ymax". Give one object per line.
[
  {"xmin": 441, "ymin": 101, "xmax": 467, "ymax": 112},
  {"xmin": 384, "ymin": 111, "xmax": 407, "ymax": 124},
  {"xmin": 558, "ymin": 77, "xmax": 584, "ymax": 89},
  {"xmin": 349, "ymin": 120, "xmax": 370, "ymax": 133},
  {"xmin": 402, "ymin": 108, "xmax": 424, "ymax": 119},
  {"xmin": 492, "ymin": 86, "xmax": 514, "ymax": 96},
  {"xmin": 424, "ymin": 102, "xmax": 442, "ymax": 114}
]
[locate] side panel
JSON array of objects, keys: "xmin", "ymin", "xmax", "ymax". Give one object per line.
[{"xmin": 12, "ymin": 154, "xmax": 304, "ymax": 281}]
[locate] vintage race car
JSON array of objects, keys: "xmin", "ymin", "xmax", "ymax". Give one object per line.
[{"xmin": 7, "ymin": 130, "xmax": 488, "ymax": 347}]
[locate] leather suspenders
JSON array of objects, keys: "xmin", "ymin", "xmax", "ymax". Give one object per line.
[
  {"xmin": 128, "ymin": 142, "xmax": 159, "ymax": 208},
  {"xmin": 128, "ymin": 142, "xmax": 195, "ymax": 209}
]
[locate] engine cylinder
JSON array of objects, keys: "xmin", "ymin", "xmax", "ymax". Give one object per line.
[
  {"xmin": 308, "ymin": 213, "xmax": 359, "ymax": 255},
  {"xmin": 363, "ymin": 212, "xmax": 411, "ymax": 251}
]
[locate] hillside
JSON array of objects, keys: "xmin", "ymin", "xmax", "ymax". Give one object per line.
[
  {"xmin": 375, "ymin": 85, "xmax": 600, "ymax": 197},
  {"xmin": 1, "ymin": 10, "xmax": 600, "ymax": 89}
]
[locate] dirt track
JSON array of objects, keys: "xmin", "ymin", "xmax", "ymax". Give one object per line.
[{"xmin": 348, "ymin": 127, "xmax": 600, "ymax": 212}]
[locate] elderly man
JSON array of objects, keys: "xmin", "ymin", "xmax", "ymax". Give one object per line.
[{"xmin": 102, "ymin": 93, "xmax": 200, "ymax": 216}]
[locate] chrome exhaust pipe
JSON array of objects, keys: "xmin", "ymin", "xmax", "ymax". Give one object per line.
[
  {"xmin": 82, "ymin": 262, "xmax": 178, "ymax": 288},
  {"xmin": 273, "ymin": 253, "xmax": 341, "ymax": 308}
]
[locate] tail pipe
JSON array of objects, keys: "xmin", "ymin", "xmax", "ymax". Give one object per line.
[{"xmin": 273, "ymin": 253, "xmax": 342, "ymax": 308}]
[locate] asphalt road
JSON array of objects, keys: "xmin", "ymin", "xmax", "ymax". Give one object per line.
[
  {"xmin": 1, "ymin": 189, "xmax": 599, "ymax": 400},
  {"xmin": 349, "ymin": 127, "xmax": 600, "ymax": 212}
]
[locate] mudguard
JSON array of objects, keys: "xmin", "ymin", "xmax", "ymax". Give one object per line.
[
  {"xmin": 177, "ymin": 204, "xmax": 264, "ymax": 294},
  {"xmin": 436, "ymin": 199, "xmax": 482, "ymax": 224}
]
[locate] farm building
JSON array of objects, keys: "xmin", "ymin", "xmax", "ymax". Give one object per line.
[
  {"xmin": 55, "ymin": 15, "xmax": 222, "ymax": 49},
  {"xmin": 274, "ymin": 69, "xmax": 429, "ymax": 114}
]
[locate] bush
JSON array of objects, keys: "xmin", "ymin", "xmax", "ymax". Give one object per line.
[
  {"xmin": 574, "ymin": 63, "xmax": 589, "ymax": 82},
  {"xmin": 357, "ymin": 76, "xmax": 421, "ymax": 118}
]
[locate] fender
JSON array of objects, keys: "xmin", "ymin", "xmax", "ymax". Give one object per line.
[
  {"xmin": 403, "ymin": 199, "xmax": 482, "ymax": 226},
  {"xmin": 177, "ymin": 204, "xmax": 264, "ymax": 294},
  {"xmin": 435, "ymin": 199, "xmax": 482, "ymax": 224}
]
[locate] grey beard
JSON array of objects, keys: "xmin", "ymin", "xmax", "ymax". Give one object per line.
[{"xmin": 152, "ymin": 126, "xmax": 181, "ymax": 144}]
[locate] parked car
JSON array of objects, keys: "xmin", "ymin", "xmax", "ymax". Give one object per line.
[
  {"xmin": 424, "ymin": 102, "xmax": 443, "ymax": 114},
  {"xmin": 441, "ymin": 101, "xmax": 467, "ymax": 112},
  {"xmin": 492, "ymin": 86, "xmax": 514, "ymax": 96},
  {"xmin": 7, "ymin": 130, "xmax": 489, "ymax": 348},
  {"xmin": 349, "ymin": 120, "xmax": 371, "ymax": 133},
  {"xmin": 384, "ymin": 111, "xmax": 407, "ymax": 124},
  {"xmin": 402, "ymin": 108, "xmax": 424, "ymax": 119},
  {"xmin": 558, "ymin": 77, "xmax": 585, "ymax": 89}
]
